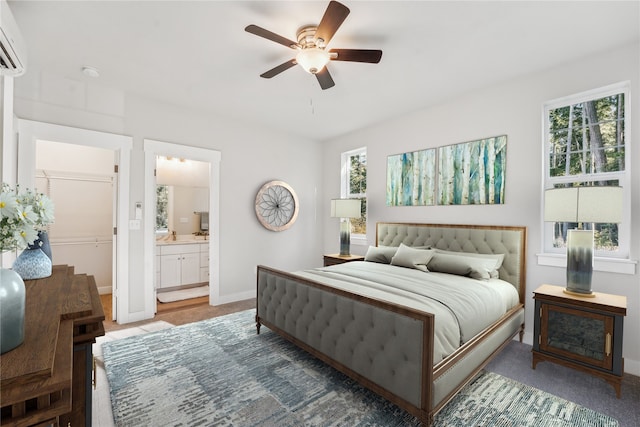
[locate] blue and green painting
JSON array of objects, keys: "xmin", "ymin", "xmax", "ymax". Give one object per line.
[
  {"xmin": 437, "ymin": 135, "xmax": 507, "ymax": 205},
  {"xmin": 386, "ymin": 148, "xmax": 436, "ymax": 206}
]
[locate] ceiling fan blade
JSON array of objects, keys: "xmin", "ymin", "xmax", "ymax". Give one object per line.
[
  {"xmin": 245, "ymin": 24, "xmax": 299, "ymax": 49},
  {"xmin": 315, "ymin": 1, "xmax": 350, "ymax": 47},
  {"xmin": 315, "ymin": 67, "xmax": 335, "ymax": 90},
  {"xmin": 329, "ymin": 49, "xmax": 383, "ymax": 63},
  {"xmin": 260, "ymin": 59, "xmax": 297, "ymax": 78}
]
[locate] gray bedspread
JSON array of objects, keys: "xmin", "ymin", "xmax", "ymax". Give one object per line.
[{"xmin": 293, "ymin": 261, "xmax": 519, "ymax": 363}]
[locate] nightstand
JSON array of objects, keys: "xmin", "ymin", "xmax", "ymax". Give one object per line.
[
  {"xmin": 323, "ymin": 254, "xmax": 365, "ymax": 267},
  {"xmin": 532, "ymin": 284, "xmax": 627, "ymax": 397}
]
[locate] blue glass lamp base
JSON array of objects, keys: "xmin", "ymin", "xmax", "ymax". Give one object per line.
[
  {"xmin": 565, "ymin": 229, "xmax": 595, "ymax": 297},
  {"xmin": 339, "ymin": 219, "xmax": 351, "ymax": 256}
]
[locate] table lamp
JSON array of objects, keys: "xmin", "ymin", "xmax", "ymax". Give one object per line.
[
  {"xmin": 330, "ymin": 199, "xmax": 361, "ymax": 256},
  {"xmin": 544, "ymin": 186, "xmax": 623, "ymax": 296}
]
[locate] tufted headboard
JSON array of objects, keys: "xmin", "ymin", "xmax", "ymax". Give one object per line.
[{"xmin": 376, "ymin": 222, "xmax": 527, "ymax": 304}]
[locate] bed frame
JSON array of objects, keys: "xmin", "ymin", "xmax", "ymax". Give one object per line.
[{"xmin": 256, "ymin": 223, "xmax": 527, "ymax": 426}]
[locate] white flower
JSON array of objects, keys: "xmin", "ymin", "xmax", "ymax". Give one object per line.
[
  {"xmin": 1, "ymin": 183, "xmax": 55, "ymax": 252},
  {"xmin": 36, "ymin": 195, "xmax": 55, "ymax": 225},
  {"xmin": 0, "ymin": 190, "xmax": 18, "ymax": 220},
  {"xmin": 17, "ymin": 204, "xmax": 38, "ymax": 225},
  {"xmin": 14, "ymin": 223, "xmax": 38, "ymax": 247}
]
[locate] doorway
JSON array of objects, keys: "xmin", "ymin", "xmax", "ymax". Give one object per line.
[
  {"xmin": 34, "ymin": 140, "xmax": 116, "ymax": 297},
  {"xmin": 154, "ymin": 155, "xmax": 210, "ymax": 312},
  {"xmin": 18, "ymin": 119, "xmax": 132, "ymax": 322},
  {"xmin": 143, "ymin": 139, "xmax": 221, "ymax": 319}
]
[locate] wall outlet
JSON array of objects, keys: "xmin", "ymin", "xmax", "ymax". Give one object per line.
[{"xmin": 180, "ymin": 217, "xmax": 189, "ymax": 223}]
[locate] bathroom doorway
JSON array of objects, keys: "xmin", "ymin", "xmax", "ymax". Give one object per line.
[
  {"xmin": 154, "ymin": 155, "xmax": 210, "ymax": 312},
  {"xmin": 143, "ymin": 139, "xmax": 221, "ymax": 320}
]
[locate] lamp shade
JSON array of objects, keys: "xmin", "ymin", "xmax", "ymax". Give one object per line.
[
  {"xmin": 544, "ymin": 186, "xmax": 623, "ymax": 223},
  {"xmin": 330, "ymin": 199, "xmax": 361, "ymax": 218},
  {"xmin": 296, "ymin": 48, "xmax": 330, "ymax": 74}
]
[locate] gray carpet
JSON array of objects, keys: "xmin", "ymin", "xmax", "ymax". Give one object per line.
[
  {"xmin": 103, "ymin": 310, "xmax": 620, "ymax": 426},
  {"xmin": 486, "ymin": 340, "xmax": 640, "ymax": 427}
]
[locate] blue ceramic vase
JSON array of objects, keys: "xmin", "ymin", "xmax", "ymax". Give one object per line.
[
  {"xmin": 0, "ymin": 268, "xmax": 26, "ymax": 354},
  {"xmin": 12, "ymin": 246, "xmax": 52, "ymax": 280},
  {"xmin": 30, "ymin": 231, "xmax": 52, "ymax": 261}
]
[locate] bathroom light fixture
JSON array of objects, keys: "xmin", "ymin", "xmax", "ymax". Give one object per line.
[
  {"xmin": 296, "ymin": 48, "xmax": 330, "ymax": 74},
  {"xmin": 82, "ymin": 66, "xmax": 100, "ymax": 78},
  {"xmin": 544, "ymin": 186, "xmax": 623, "ymax": 296}
]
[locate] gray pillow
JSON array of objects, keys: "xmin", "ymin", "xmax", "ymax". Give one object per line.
[
  {"xmin": 428, "ymin": 252, "xmax": 498, "ymax": 280},
  {"xmin": 364, "ymin": 246, "xmax": 398, "ymax": 264},
  {"xmin": 390, "ymin": 244, "xmax": 434, "ymax": 272},
  {"xmin": 433, "ymin": 249, "xmax": 505, "ymax": 278}
]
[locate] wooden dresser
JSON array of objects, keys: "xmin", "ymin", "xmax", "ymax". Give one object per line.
[{"xmin": 0, "ymin": 265, "xmax": 105, "ymax": 426}]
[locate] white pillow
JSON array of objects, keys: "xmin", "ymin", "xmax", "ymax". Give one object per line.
[
  {"xmin": 390, "ymin": 244, "xmax": 435, "ymax": 272},
  {"xmin": 364, "ymin": 246, "xmax": 398, "ymax": 264}
]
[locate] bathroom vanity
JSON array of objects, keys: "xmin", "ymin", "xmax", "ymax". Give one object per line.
[{"xmin": 156, "ymin": 239, "xmax": 209, "ymax": 289}]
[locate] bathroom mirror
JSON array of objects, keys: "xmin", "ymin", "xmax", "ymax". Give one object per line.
[{"xmin": 155, "ymin": 157, "xmax": 210, "ymax": 236}]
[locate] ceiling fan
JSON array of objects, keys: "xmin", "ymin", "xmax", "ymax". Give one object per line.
[{"xmin": 245, "ymin": 0, "xmax": 382, "ymax": 90}]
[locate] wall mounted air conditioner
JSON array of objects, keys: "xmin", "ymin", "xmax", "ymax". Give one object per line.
[{"xmin": 0, "ymin": 0, "xmax": 26, "ymax": 76}]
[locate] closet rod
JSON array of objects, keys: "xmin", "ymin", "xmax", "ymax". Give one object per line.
[
  {"xmin": 50, "ymin": 240, "xmax": 112, "ymax": 247},
  {"xmin": 36, "ymin": 173, "xmax": 113, "ymax": 184}
]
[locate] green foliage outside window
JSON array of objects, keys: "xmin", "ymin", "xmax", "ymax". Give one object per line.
[
  {"xmin": 547, "ymin": 93, "xmax": 625, "ymax": 252},
  {"xmin": 156, "ymin": 184, "xmax": 168, "ymax": 231},
  {"xmin": 348, "ymin": 152, "xmax": 367, "ymax": 235},
  {"xmin": 549, "ymin": 94, "xmax": 624, "ymax": 178}
]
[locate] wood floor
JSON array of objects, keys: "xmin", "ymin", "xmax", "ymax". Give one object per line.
[{"xmin": 99, "ymin": 293, "xmax": 255, "ymax": 332}]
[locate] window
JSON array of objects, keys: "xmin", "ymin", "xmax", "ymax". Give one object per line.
[
  {"xmin": 341, "ymin": 147, "xmax": 367, "ymax": 238},
  {"xmin": 543, "ymin": 82, "xmax": 630, "ymax": 261},
  {"xmin": 156, "ymin": 184, "xmax": 169, "ymax": 232}
]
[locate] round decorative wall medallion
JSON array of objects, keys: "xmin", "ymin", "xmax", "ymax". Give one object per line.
[{"xmin": 254, "ymin": 180, "xmax": 299, "ymax": 231}]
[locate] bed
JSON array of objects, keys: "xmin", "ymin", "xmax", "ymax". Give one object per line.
[{"xmin": 256, "ymin": 222, "xmax": 526, "ymax": 426}]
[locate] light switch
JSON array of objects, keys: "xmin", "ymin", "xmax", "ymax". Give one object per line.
[
  {"xmin": 135, "ymin": 202, "xmax": 143, "ymax": 220},
  {"xmin": 180, "ymin": 217, "xmax": 189, "ymax": 223},
  {"xmin": 129, "ymin": 219, "xmax": 141, "ymax": 230}
]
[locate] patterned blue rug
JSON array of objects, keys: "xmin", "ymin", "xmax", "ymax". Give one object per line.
[{"xmin": 103, "ymin": 310, "xmax": 619, "ymax": 426}]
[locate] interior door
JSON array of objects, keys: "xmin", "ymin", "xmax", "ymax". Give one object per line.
[{"xmin": 111, "ymin": 161, "xmax": 118, "ymax": 321}]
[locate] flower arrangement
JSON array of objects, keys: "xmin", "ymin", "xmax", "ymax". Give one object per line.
[{"xmin": 0, "ymin": 183, "xmax": 55, "ymax": 253}]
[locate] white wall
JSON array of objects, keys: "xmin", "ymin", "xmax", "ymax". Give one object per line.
[
  {"xmin": 13, "ymin": 77, "xmax": 324, "ymax": 317},
  {"xmin": 322, "ymin": 42, "xmax": 640, "ymax": 375}
]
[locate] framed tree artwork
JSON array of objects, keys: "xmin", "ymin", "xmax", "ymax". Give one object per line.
[
  {"xmin": 437, "ymin": 135, "xmax": 507, "ymax": 205},
  {"xmin": 386, "ymin": 148, "xmax": 436, "ymax": 206}
]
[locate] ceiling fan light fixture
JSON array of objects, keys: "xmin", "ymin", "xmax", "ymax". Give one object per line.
[{"xmin": 296, "ymin": 48, "xmax": 330, "ymax": 74}]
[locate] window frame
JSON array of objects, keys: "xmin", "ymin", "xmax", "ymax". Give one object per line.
[
  {"xmin": 341, "ymin": 146, "xmax": 367, "ymax": 244},
  {"xmin": 539, "ymin": 81, "xmax": 634, "ymax": 274}
]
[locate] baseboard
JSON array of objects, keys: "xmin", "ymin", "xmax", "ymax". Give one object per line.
[
  {"xmin": 98, "ymin": 286, "xmax": 112, "ymax": 295},
  {"xmin": 215, "ymin": 290, "xmax": 255, "ymax": 305},
  {"xmin": 624, "ymin": 358, "xmax": 640, "ymax": 377}
]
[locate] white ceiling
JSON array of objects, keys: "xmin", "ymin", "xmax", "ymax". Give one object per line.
[{"xmin": 8, "ymin": 1, "xmax": 640, "ymax": 141}]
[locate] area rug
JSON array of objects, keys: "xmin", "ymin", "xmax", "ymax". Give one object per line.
[
  {"xmin": 102, "ymin": 310, "xmax": 619, "ymax": 427},
  {"xmin": 156, "ymin": 285, "xmax": 209, "ymax": 303}
]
